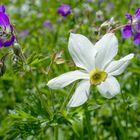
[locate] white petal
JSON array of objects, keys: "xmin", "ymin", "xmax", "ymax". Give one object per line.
[
  {"xmin": 47, "ymin": 70, "xmax": 89, "ymax": 89},
  {"xmin": 94, "ymin": 33, "xmax": 118, "ymax": 69},
  {"xmin": 68, "ymin": 80, "xmax": 90, "ymax": 107},
  {"xmin": 68, "ymin": 33, "xmax": 97, "ymax": 72},
  {"xmin": 97, "ymin": 76, "xmax": 120, "ymax": 98},
  {"xmin": 106, "ymin": 53, "xmax": 134, "ymax": 76}
]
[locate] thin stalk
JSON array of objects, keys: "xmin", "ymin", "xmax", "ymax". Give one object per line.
[
  {"xmin": 54, "ymin": 126, "xmax": 58, "ymax": 140},
  {"xmin": 47, "ymin": 53, "xmax": 56, "ymax": 75},
  {"xmin": 49, "ymin": 89, "xmax": 55, "ymax": 113},
  {"xmin": 121, "ymin": 91, "xmax": 128, "ymax": 140},
  {"xmin": 110, "ymin": 25, "xmax": 127, "ymax": 33},
  {"xmin": 84, "ymin": 103, "xmax": 93, "ymax": 140},
  {"xmin": 109, "ymin": 20, "xmax": 139, "ymax": 33},
  {"xmin": 59, "ymin": 82, "xmax": 76, "ymax": 112},
  {"xmin": 97, "ymin": 24, "xmax": 127, "ymax": 39}
]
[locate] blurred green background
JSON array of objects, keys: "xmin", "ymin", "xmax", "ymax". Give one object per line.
[{"xmin": 0, "ymin": 0, "xmax": 140, "ymax": 139}]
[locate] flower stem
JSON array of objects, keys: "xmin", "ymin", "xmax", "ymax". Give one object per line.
[
  {"xmin": 84, "ymin": 103, "xmax": 93, "ymax": 140},
  {"xmin": 110, "ymin": 24, "xmax": 128, "ymax": 33},
  {"xmin": 54, "ymin": 126, "xmax": 58, "ymax": 140},
  {"xmin": 121, "ymin": 91, "xmax": 128, "ymax": 140},
  {"xmin": 59, "ymin": 82, "xmax": 76, "ymax": 112}
]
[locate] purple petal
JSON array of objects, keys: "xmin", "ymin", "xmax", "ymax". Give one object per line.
[
  {"xmin": 0, "ymin": 5, "xmax": 5, "ymax": 13},
  {"xmin": 122, "ymin": 25, "xmax": 133, "ymax": 38},
  {"xmin": 57, "ymin": 4, "xmax": 71, "ymax": 17},
  {"xmin": 125, "ymin": 13, "xmax": 132, "ymax": 21},
  {"xmin": 134, "ymin": 33, "xmax": 140, "ymax": 45},
  {"xmin": 0, "ymin": 12, "xmax": 10, "ymax": 27},
  {"xmin": 4, "ymin": 35, "xmax": 15, "ymax": 47},
  {"xmin": 0, "ymin": 35, "xmax": 15, "ymax": 48},
  {"xmin": 135, "ymin": 7, "xmax": 140, "ymax": 19}
]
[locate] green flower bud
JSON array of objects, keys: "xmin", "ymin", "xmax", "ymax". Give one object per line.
[{"xmin": 13, "ymin": 43, "xmax": 21, "ymax": 56}]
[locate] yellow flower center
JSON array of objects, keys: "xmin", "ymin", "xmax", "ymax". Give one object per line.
[{"xmin": 89, "ymin": 69, "xmax": 107, "ymax": 86}]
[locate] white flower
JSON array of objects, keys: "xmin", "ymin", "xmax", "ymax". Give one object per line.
[{"xmin": 47, "ymin": 33, "xmax": 134, "ymax": 107}]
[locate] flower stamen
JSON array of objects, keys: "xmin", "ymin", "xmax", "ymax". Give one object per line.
[{"xmin": 89, "ymin": 69, "xmax": 107, "ymax": 85}]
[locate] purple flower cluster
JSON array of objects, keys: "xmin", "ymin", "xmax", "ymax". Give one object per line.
[
  {"xmin": 0, "ymin": 5, "xmax": 15, "ymax": 48},
  {"xmin": 122, "ymin": 8, "xmax": 140, "ymax": 45},
  {"xmin": 57, "ymin": 4, "xmax": 71, "ymax": 17}
]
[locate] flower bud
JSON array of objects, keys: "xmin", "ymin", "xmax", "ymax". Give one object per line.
[
  {"xmin": 13, "ymin": 43, "xmax": 21, "ymax": 56},
  {"xmin": 0, "ymin": 60, "xmax": 6, "ymax": 76}
]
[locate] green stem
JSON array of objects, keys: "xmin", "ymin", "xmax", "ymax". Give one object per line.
[
  {"xmin": 121, "ymin": 92, "xmax": 128, "ymax": 140},
  {"xmin": 110, "ymin": 25, "xmax": 127, "ymax": 33},
  {"xmin": 54, "ymin": 126, "xmax": 58, "ymax": 140},
  {"xmin": 84, "ymin": 104, "xmax": 93, "ymax": 140},
  {"xmin": 59, "ymin": 82, "xmax": 76, "ymax": 112}
]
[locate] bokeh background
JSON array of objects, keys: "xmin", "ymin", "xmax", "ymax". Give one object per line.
[{"xmin": 0, "ymin": 0, "xmax": 140, "ymax": 139}]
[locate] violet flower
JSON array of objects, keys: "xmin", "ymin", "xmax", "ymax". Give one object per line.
[
  {"xmin": 106, "ymin": 3, "xmax": 114, "ymax": 11},
  {"xmin": 0, "ymin": 5, "xmax": 15, "ymax": 48},
  {"xmin": 122, "ymin": 7, "xmax": 140, "ymax": 45},
  {"xmin": 19, "ymin": 30, "xmax": 29, "ymax": 39},
  {"xmin": 57, "ymin": 4, "xmax": 71, "ymax": 17},
  {"xmin": 43, "ymin": 20, "xmax": 53, "ymax": 31}
]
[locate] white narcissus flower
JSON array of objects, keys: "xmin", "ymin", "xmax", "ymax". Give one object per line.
[{"xmin": 47, "ymin": 33, "xmax": 134, "ymax": 107}]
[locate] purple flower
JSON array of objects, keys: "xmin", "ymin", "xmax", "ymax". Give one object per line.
[
  {"xmin": 43, "ymin": 20, "xmax": 53, "ymax": 31},
  {"xmin": 122, "ymin": 7, "xmax": 140, "ymax": 45},
  {"xmin": 122, "ymin": 25, "xmax": 133, "ymax": 38},
  {"xmin": 106, "ymin": 3, "xmax": 113, "ymax": 9},
  {"xmin": 19, "ymin": 30, "xmax": 29, "ymax": 39},
  {"xmin": 57, "ymin": 4, "xmax": 71, "ymax": 17},
  {"xmin": 0, "ymin": 5, "xmax": 15, "ymax": 48}
]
